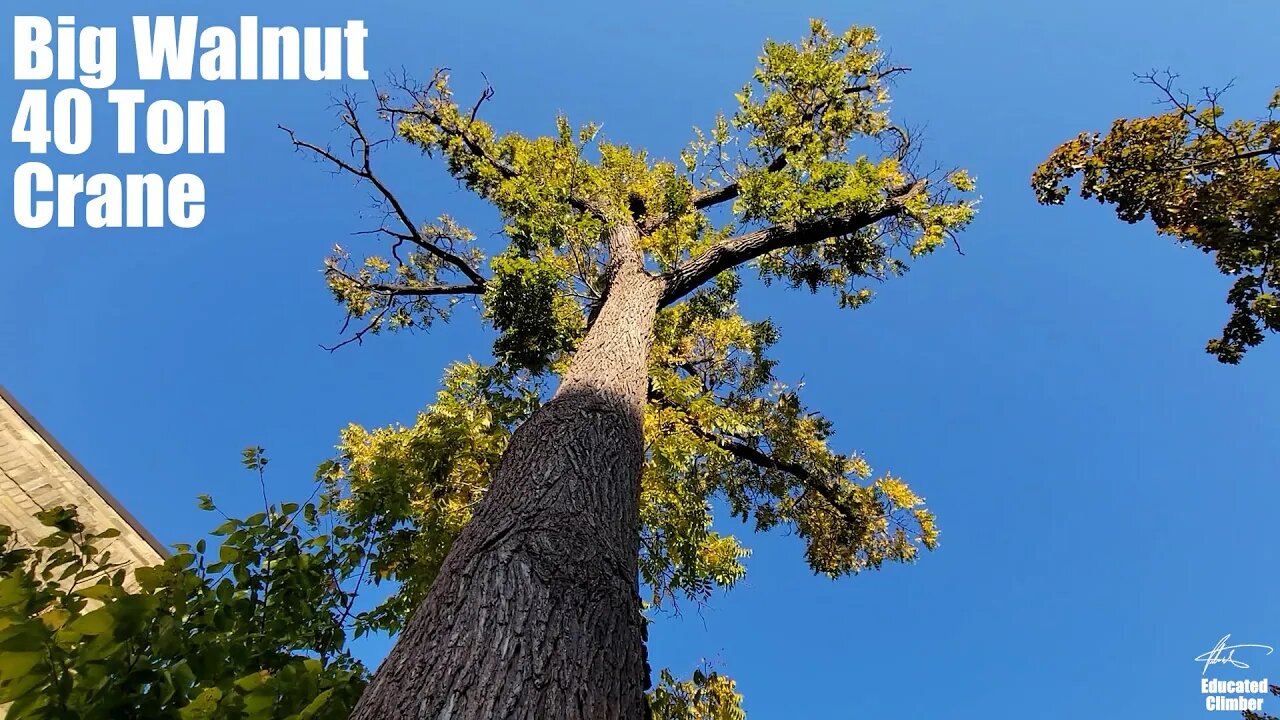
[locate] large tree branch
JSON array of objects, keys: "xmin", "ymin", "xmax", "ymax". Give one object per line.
[
  {"xmin": 280, "ymin": 102, "xmax": 488, "ymax": 288},
  {"xmin": 380, "ymin": 76, "xmax": 519, "ymax": 180},
  {"xmin": 709, "ymin": 433, "xmax": 865, "ymax": 528},
  {"xmin": 686, "ymin": 155, "xmax": 789, "ymax": 215},
  {"xmin": 364, "ymin": 282, "xmax": 486, "ymax": 297},
  {"xmin": 1192, "ymin": 145, "xmax": 1280, "ymax": 166},
  {"xmin": 658, "ymin": 179, "xmax": 927, "ymax": 307},
  {"xmin": 1105, "ymin": 144, "xmax": 1280, "ymax": 174},
  {"xmin": 651, "ymin": 67, "xmax": 913, "ymax": 225},
  {"xmin": 680, "ymin": 119, "xmax": 912, "ymax": 219},
  {"xmin": 648, "ymin": 386, "xmax": 867, "ymax": 530},
  {"xmin": 325, "ymin": 263, "xmax": 485, "ymax": 298}
]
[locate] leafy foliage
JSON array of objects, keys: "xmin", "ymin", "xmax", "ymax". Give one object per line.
[
  {"xmin": 327, "ymin": 266, "xmax": 941, "ymax": 634},
  {"xmin": 0, "ymin": 458, "xmax": 368, "ymax": 720},
  {"xmin": 0, "ymin": 453, "xmax": 748, "ymax": 720},
  {"xmin": 306, "ymin": 20, "xmax": 974, "ymax": 360},
  {"xmin": 1033, "ymin": 73, "xmax": 1280, "ymax": 363},
  {"xmin": 484, "ymin": 254, "xmax": 585, "ymax": 374},
  {"xmin": 649, "ymin": 666, "xmax": 745, "ymax": 720},
  {"xmin": 282, "ymin": 18, "xmax": 977, "ymax": 715},
  {"xmin": 311, "ymin": 20, "xmax": 964, "ymax": 616},
  {"xmin": 327, "ymin": 364, "xmax": 528, "ymax": 633}
]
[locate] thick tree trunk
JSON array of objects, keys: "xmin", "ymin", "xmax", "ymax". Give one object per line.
[{"xmin": 351, "ymin": 250, "xmax": 663, "ymax": 720}]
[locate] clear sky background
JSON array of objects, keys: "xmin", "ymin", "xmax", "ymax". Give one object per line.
[{"xmin": 3, "ymin": 1, "xmax": 1278, "ymax": 717}]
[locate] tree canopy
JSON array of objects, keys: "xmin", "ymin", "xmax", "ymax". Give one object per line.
[
  {"xmin": 1033, "ymin": 73, "xmax": 1279, "ymax": 363},
  {"xmin": 281, "ymin": 19, "xmax": 976, "ymax": 717},
  {"xmin": 289, "ymin": 18, "xmax": 972, "ymax": 624}
]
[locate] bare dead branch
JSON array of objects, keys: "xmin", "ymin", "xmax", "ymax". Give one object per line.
[
  {"xmin": 378, "ymin": 73, "xmax": 610, "ymax": 221},
  {"xmin": 280, "ymin": 102, "xmax": 488, "ymax": 288},
  {"xmin": 845, "ymin": 65, "xmax": 910, "ymax": 93},
  {"xmin": 322, "ymin": 306, "xmax": 390, "ymax": 352},
  {"xmin": 1140, "ymin": 71, "xmax": 1240, "ymax": 150},
  {"xmin": 380, "ymin": 71, "xmax": 518, "ymax": 178}
]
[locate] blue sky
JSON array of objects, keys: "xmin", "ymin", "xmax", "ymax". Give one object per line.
[{"xmin": 3, "ymin": 1, "xmax": 1279, "ymax": 717}]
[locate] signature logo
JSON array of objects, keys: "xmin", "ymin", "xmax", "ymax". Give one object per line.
[{"xmin": 1196, "ymin": 635, "xmax": 1275, "ymax": 675}]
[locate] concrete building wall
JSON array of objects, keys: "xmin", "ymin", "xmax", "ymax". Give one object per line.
[{"xmin": 0, "ymin": 386, "xmax": 166, "ymax": 572}]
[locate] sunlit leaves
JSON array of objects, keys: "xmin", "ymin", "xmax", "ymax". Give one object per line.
[
  {"xmin": 672, "ymin": 19, "xmax": 978, "ymax": 310},
  {"xmin": 649, "ymin": 666, "xmax": 746, "ymax": 720},
  {"xmin": 0, "ymin": 474, "xmax": 369, "ymax": 719},
  {"xmin": 647, "ymin": 272, "xmax": 941, "ymax": 580},
  {"xmin": 324, "ymin": 20, "xmax": 976, "ymax": 359},
  {"xmin": 324, "ymin": 215, "xmax": 484, "ymax": 341},
  {"xmin": 296, "ymin": 20, "xmax": 969, "ymax": 713},
  {"xmin": 330, "ymin": 362, "xmax": 537, "ymax": 633},
  {"xmin": 327, "ymin": 265, "xmax": 940, "ymax": 625},
  {"xmin": 1033, "ymin": 74, "xmax": 1279, "ymax": 362},
  {"xmin": 485, "ymin": 254, "xmax": 585, "ymax": 373},
  {"xmin": 739, "ymin": 23, "xmax": 886, "ymax": 160}
]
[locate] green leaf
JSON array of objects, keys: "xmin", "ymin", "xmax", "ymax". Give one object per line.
[
  {"xmin": 235, "ymin": 669, "xmax": 271, "ymax": 692},
  {"xmin": 0, "ymin": 650, "xmax": 45, "ymax": 682},
  {"xmin": 179, "ymin": 687, "xmax": 224, "ymax": 720},
  {"xmin": 0, "ymin": 667, "xmax": 49, "ymax": 704},
  {"xmin": 62, "ymin": 607, "xmax": 114, "ymax": 637},
  {"xmin": 39, "ymin": 607, "xmax": 71, "ymax": 630},
  {"xmin": 298, "ymin": 688, "xmax": 334, "ymax": 719},
  {"xmin": 211, "ymin": 520, "xmax": 239, "ymax": 536},
  {"xmin": 0, "ymin": 576, "xmax": 31, "ymax": 606},
  {"xmin": 133, "ymin": 565, "xmax": 167, "ymax": 591},
  {"xmin": 243, "ymin": 686, "xmax": 278, "ymax": 716},
  {"xmin": 0, "ymin": 624, "xmax": 47, "ymax": 653}
]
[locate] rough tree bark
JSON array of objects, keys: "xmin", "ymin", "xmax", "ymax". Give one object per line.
[{"xmin": 352, "ymin": 226, "xmax": 663, "ymax": 720}]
